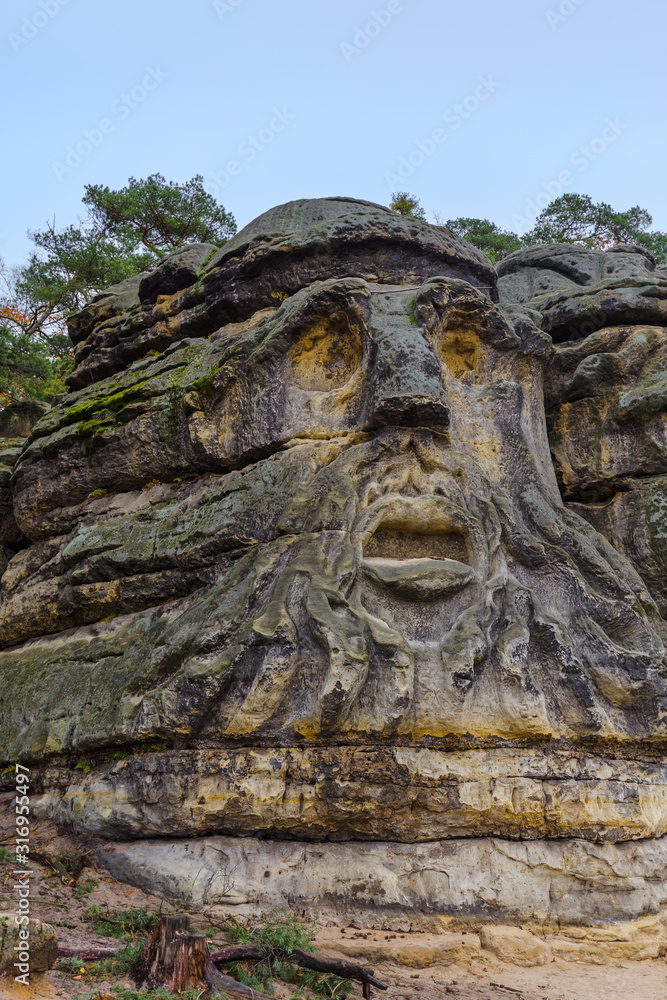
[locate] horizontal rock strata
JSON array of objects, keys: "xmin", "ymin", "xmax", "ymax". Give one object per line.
[
  {"xmin": 31, "ymin": 747, "xmax": 667, "ymax": 842},
  {"xmin": 98, "ymin": 834, "xmax": 667, "ymax": 935},
  {"xmin": 315, "ymin": 924, "xmax": 665, "ymax": 968}
]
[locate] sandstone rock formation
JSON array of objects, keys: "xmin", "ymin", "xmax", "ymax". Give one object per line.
[
  {"xmin": 0, "ymin": 912, "xmax": 57, "ymax": 974},
  {"xmin": 1, "ymin": 200, "xmax": 667, "ymax": 949}
]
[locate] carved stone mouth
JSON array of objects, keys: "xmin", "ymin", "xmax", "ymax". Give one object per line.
[
  {"xmin": 363, "ymin": 525, "xmax": 470, "ymax": 563},
  {"xmin": 361, "ymin": 556, "xmax": 476, "ymax": 601},
  {"xmin": 360, "ymin": 507, "xmax": 476, "ymax": 601}
]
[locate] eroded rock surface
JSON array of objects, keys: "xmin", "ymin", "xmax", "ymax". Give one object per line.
[
  {"xmin": 32, "ymin": 747, "xmax": 667, "ymax": 843},
  {"xmin": 67, "ymin": 199, "xmax": 495, "ymax": 389},
  {"xmin": 98, "ymin": 834, "xmax": 667, "ymax": 933},
  {"xmin": 1, "ymin": 200, "xmax": 667, "ymax": 943},
  {"xmin": 0, "ymin": 400, "xmax": 50, "ymax": 577},
  {"xmin": 0, "ymin": 912, "xmax": 57, "ymax": 973},
  {"xmin": 498, "ymin": 242, "xmax": 667, "ymax": 628}
]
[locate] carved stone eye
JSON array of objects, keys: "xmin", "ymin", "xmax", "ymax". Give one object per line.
[
  {"xmin": 435, "ymin": 328, "xmax": 482, "ymax": 382},
  {"xmin": 288, "ymin": 314, "xmax": 363, "ymax": 391}
]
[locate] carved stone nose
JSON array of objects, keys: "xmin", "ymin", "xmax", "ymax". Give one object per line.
[
  {"xmin": 369, "ymin": 394, "xmax": 449, "ymax": 430},
  {"xmin": 366, "ymin": 288, "xmax": 450, "ymax": 431}
]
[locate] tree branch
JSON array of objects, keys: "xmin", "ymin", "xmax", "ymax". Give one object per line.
[{"xmin": 210, "ymin": 944, "xmax": 388, "ymax": 991}]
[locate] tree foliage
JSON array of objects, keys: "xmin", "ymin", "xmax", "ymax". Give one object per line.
[
  {"xmin": 523, "ymin": 193, "xmax": 655, "ymax": 249},
  {"xmin": 0, "ymin": 320, "xmax": 62, "ymax": 406},
  {"xmin": 1, "ymin": 175, "xmax": 236, "ymax": 405},
  {"xmin": 390, "ymin": 191, "xmax": 427, "ymax": 220},
  {"xmin": 442, "ymin": 217, "xmax": 523, "ymax": 264},
  {"xmin": 635, "ymin": 230, "xmax": 667, "ymax": 263},
  {"xmin": 22, "ymin": 173, "xmax": 236, "ymax": 326},
  {"xmin": 0, "ymin": 266, "xmax": 72, "ymax": 406},
  {"xmin": 82, "ymin": 173, "xmax": 236, "ymax": 258},
  {"xmin": 396, "ymin": 191, "xmax": 667, "ymax": 265}
]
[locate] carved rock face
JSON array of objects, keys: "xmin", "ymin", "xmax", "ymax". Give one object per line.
[{"xmin": 1, "ymin": 203, "xmax": 667, "ymax": 887}]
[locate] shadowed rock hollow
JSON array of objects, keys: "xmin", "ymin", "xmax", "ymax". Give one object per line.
[{"xmin": 2, "ymin": 199, "xmax": 667, "ymax": 947}]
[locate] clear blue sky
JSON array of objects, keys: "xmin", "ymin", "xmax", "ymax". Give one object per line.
[{"xmin": 1, "ymin": 0, "xmax": 665, "ymax": 267}]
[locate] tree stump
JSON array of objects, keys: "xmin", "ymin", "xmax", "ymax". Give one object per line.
[
  {"xmin": 131, "ymin": 915, "xmax": 274, "ymax": 998},
  {"xmin": 171, "ymin": 931, "xmax": 213, "ymax": 992},
  {"xmin": 132, "ymin": 914, "xmax": 192, "ymax": 990}
]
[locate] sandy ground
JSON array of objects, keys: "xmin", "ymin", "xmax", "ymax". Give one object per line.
[
  {"xmin": 315, "ymin": 926, "xmax": 667, "ymax": 1000},
  {"xmin": 350, "ymin": 956, "xmax": 667, "ymax": 1000},
  {"xmin": 0, "ymin": 816, "xmax": 665, "ymax": 999}
]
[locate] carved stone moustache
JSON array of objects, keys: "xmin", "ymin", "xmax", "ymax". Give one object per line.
[{"xmin": 2, "ymin": 200, "xmax": 667, "ymax": 930}]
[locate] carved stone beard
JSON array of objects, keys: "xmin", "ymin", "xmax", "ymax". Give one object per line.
[{"xmin": 186, "ymin": 425, "xmax": 665, "ymax": 747}]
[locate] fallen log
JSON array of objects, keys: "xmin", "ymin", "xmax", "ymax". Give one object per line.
[
  {"xmin": 58, "ymin": 936, "xmax": 388, "ymax": 1000},
  {"xmin": 28, "ymin": 849, "xmax": 77, "ymax": 886},
  {"xmin": 211, "ymin": 968, "xmax": 278, "ymax": 1000},
  {"xmin": 57, "ymin": 947, "xmax": 118, "ymax": 962},
  {"xmin": 210, "ymin": 943, "xmax": 388, "ymax": 992},
  {"xmin": 60, "ymin": 924, "xmax": 389, "ymax": 997}
]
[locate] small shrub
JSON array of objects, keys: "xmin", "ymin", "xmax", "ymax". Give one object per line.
[
  {"xmin": 0, "ymin": 847, "xmax": 13, "ymax": 864},
  {"xmin": 74, "ymin": 985, "xmax": 205, "ymax": 1000},
  {"xmin": 74, "ymin": 877, "xmax": 98, "ymax": 899},
  {"xmin": 93, "ymin": 939, "xmax": 144, "ymax": 977},
  {"xmin": 226, "ymin": 909, "xmax": 316, "ymax": 952},
  {"xmin": 226, "ymin": 912, "xmax": 350, "ymax": 997},
  {"xmin": 55, "ymin": 955, "xmax": 90, "ymax": 976},
  {"xmin": 83, "ymin": 904, "xmax": 160, "ymax": 940},
  {"xmin": 57, "ymin": 851, "xmax": 91, "ymax": 880},
  {"xmin": 228, "ymin": 960, "xmax": 276, "ymax": 994}
]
